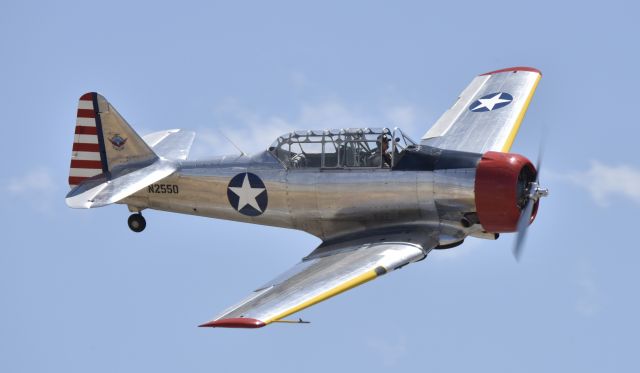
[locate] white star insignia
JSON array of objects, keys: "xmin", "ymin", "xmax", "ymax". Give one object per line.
[
  {"xmin": 228, "ymin": 174, "xmax": 265, "ymax": 212},
  {"xmin": 471, "ymin": 93, "xmax": 512, "ymax": 111}
]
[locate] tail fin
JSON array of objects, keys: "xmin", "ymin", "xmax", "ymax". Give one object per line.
[{"xmin": 69, "ymin": 92, "xmax": 157, "ymax": 188}]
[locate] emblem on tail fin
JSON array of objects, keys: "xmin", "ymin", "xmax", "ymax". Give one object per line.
[{"xmin": 108, "ymin": 133, "xmax": 128, "ymax": 150}]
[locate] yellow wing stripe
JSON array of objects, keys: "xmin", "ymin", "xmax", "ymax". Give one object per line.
[
  {"xmin": 500, "ymin": 73, "xmax": 542, "ymax": 152},
  {"xmin": 264, "ymin": 269, "xmax": 380, "ymax": 324}
]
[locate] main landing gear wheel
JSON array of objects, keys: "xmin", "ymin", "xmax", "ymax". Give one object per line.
[{"xmin": 128, "ymin": 213, "xmax": 146, "ymax": 233}]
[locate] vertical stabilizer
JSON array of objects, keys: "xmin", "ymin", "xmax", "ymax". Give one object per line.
[{"xmin": 69, "ymin": 92, "xmax": 157, "ymax": 188}]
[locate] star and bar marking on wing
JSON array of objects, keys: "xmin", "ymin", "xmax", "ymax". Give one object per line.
[
  {"xmin": 469, "ymin": 92, "xmax": 513, "ymax": 112},
  {"xmin": 227, "ymin": 172, "xmax": 268, "ymax": 216}
]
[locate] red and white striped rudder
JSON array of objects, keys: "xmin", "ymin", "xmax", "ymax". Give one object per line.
[{"xmin": 69, "ymin": 92, "xmax": 105, "ymax": 187}]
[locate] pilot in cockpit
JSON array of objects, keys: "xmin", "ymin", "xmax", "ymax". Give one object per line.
[{"xmin": 368, "ymin": 134, "xmax": 392, "ymax": 167}]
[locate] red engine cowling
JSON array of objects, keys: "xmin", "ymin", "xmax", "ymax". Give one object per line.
[{"xmin": 475, "ymin": 151, "xmax": 538, "ymax": 233}]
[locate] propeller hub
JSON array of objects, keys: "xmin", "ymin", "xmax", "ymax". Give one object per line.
[{"xmin": 527, "ymin": 182, "xmax": 549, "ymax": 201}]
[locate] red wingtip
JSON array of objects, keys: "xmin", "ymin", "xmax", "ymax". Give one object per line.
[
  {"xmin": 79, "ymin": 92, "xmax": 95, "ymax": 100},
  {"xmin": 480, "ymin": 66, "xmax": 542, "ymax": 76},
  {"xmin": 198, "ymin": 318, "xmax": 266, "ymax": 329}
]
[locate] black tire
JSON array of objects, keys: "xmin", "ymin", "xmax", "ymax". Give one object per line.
[{"xmin": 127, "ymin": 213, "xmax": 146, "ymax": 233}]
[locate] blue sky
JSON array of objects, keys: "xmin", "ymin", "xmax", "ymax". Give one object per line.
[{"xmin": 2, "ymin": 1, "xmax": 640, "ymax": 372}]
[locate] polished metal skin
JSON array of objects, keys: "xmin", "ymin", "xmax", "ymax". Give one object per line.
[
  {"xmin": 117, "ymin": 129, "xmax": 485, "ymax": 326},
  {"xmin": 66, "ymin": 67, "xmax": 545, "ymax": 328},
  {"xmin": 212, "ymin": 240, "xmax": 427, "ymax": 325},
  {"xmin": 122, "ymin": 131, "xmax": 477, "ymax": 245},
  {"xmin": 422, "ymin": 66, "xmax": 542, "ymax": 154}
]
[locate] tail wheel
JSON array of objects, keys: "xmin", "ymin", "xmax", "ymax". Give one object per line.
[{"xmin": 128, "ymin": 213, "xmax": 146, "ymax": 233}]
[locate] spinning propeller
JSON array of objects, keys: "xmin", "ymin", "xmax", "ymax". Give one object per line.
[{"xmin": 513, "ymin": 149, "xmax": 549, "ymax": 261}]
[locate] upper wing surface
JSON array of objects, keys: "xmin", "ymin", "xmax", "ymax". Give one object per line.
[
  {"xmin": 421, "ymin": 67, "xmax": 542, "ymax": 153},
  {"xmin": 200, "ymin": 232, "xmax": 435, "ymax": 328}
]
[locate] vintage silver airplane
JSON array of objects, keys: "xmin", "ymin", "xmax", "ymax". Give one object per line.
[{"xmin": 66, "ymin": 66, "xmax": 548, "ymax": 329}]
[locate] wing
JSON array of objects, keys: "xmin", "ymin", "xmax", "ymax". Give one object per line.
[
  {"xmin": 421, "ymin": 67, "xmax": 542, "ymax": 153},
  {"xmin": 200, "ymin": 231, "xmax": 435, "ymax": 328}
]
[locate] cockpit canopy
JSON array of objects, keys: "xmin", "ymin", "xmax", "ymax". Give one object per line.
[{"xmin": 269, "ymin": 127, "xmax": 417, "ymax": 169}]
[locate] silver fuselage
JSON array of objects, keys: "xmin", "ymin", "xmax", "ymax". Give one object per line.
[{"xmin": 123, "ymin": 150, "xmax": 481, "ymax": 246}]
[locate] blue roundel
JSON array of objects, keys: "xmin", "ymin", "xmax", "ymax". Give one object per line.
[
  {"xmin": 227, "ymin": 172, "xmax": 268, "ymax": 216},
  {"xmin": 469, "ymin": 92, "xmax": 513, "ymax": 112}
]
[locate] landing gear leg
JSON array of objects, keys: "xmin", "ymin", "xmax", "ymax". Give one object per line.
[{"xmin": 128, "ymin": 213, "xmax": 146, "ymax": 233}]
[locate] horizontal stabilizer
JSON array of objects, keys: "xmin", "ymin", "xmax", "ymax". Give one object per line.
[
  {"xmin": 65, "ymin": 159, "xmax": 176, "ymax": 209},
  {"xmin": 143, "ymin": 129, "xmax": 196, "ymax": 160}
]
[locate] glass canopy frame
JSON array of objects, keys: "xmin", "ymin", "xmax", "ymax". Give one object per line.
[{"xmin": 268, "ymin": 127, "xmax": 417, "ymax": 169}]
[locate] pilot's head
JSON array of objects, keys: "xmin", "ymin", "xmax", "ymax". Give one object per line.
[{"xmin": 377, "ymin": 134, "xmax": 390, "ymax": 151}]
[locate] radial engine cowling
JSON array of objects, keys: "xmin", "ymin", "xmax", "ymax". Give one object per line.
[{"xmin": 475, "ymin": 151, "xmax": 538, "ymax": 233}]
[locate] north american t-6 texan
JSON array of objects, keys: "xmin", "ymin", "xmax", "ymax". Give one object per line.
[{"xmin": 66, "ymin": 66, "xmax": 548, "ymax": 329}]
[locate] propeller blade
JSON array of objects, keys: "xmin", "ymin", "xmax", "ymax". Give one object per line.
[
  {"xmin": 534, "ymin": 130, "xmax": 547, "ymax": 182},
  {"xmin": 511, "ymin": 127, "xmax": 551, "ymax": 261},
  {"xmin": 513, "ymin": 197, "xmax": 535, "ymax": 261},
  {"xmin": 535, "ymin": 153, "xmax": 543, "ymax": 183},
  {"xmin": 513, "ymin": 132, "xmax": 547, "ymax": 261}
]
